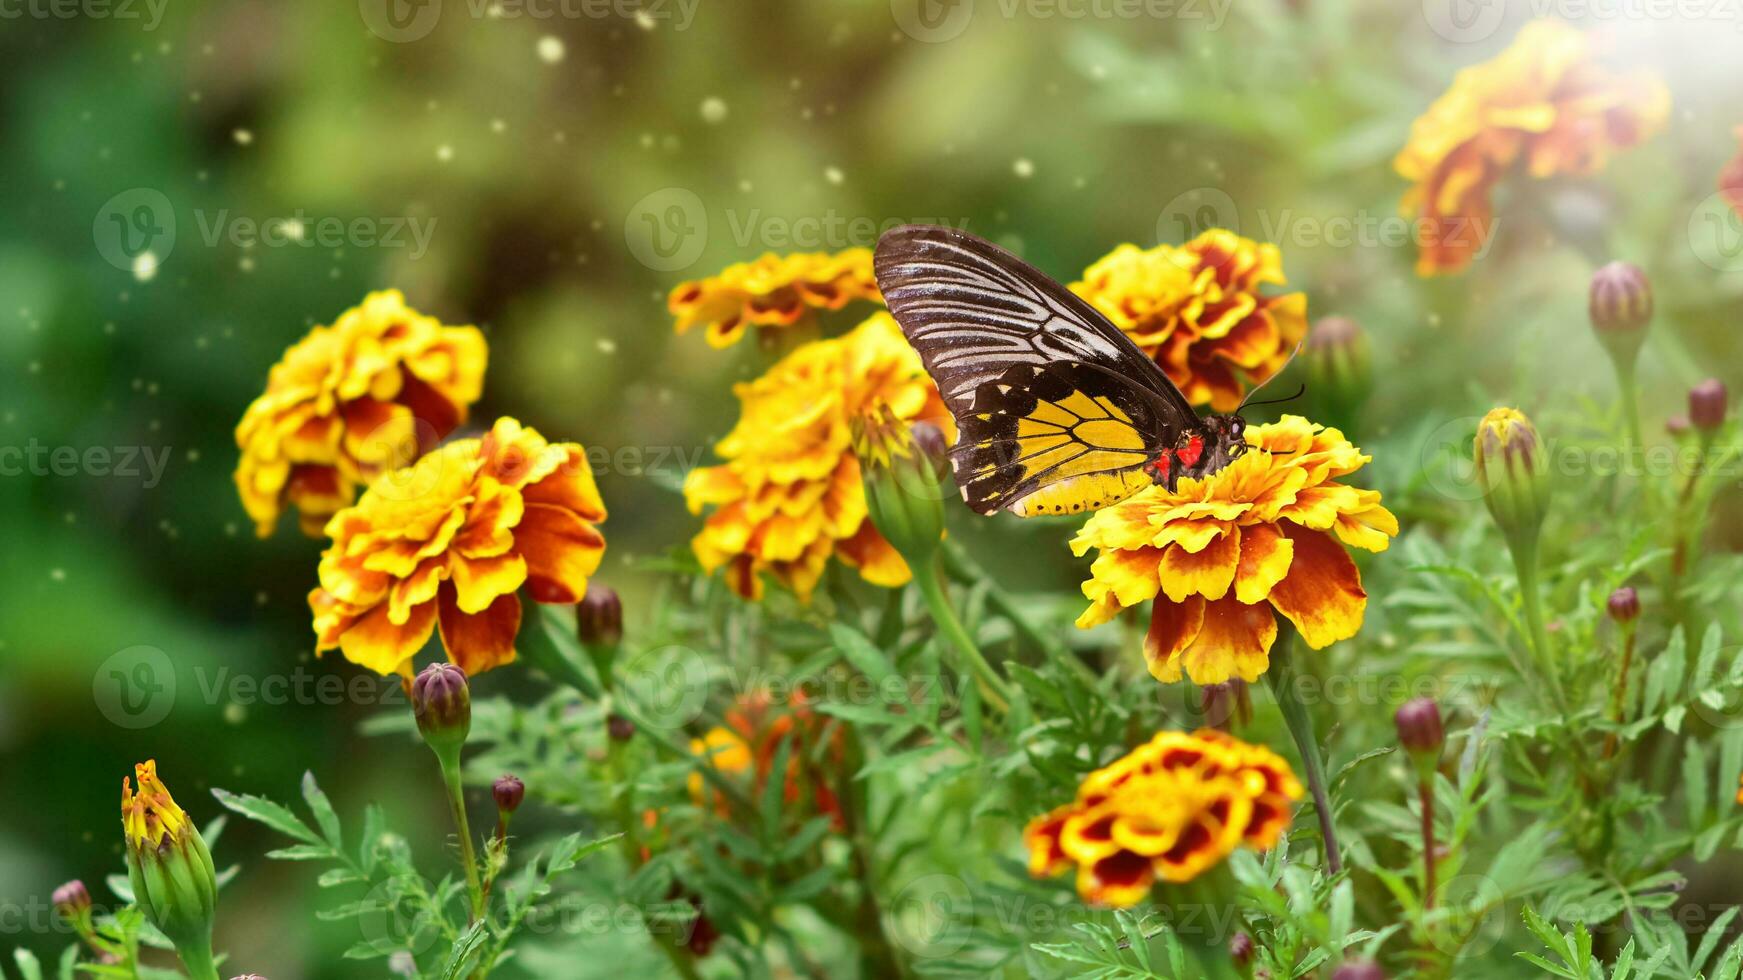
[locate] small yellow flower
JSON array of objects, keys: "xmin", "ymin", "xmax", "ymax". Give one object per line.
[
  {"xmin": 668, "ymin": 249, "xmax": 881, "ymax": 349},
  {"xmin": 1025, "ymin": 730, "xmax": 1302, "ymax": 907},
  {"xmin": 1395, "ymin": 19, "xmax": 1669, "ymax": 276},
  {"xmin": 1071, "ymin": 231, "xmax": 1307, "ymax": 412},
  {"xmin": 684, "ymin": 313, "xmax": 949, "ymax": 601},
  {"xmin": 122, "ymin": 760, "xmax": 190, "ymax": 851},
  {"xmin": 1072, "ymin": 416, "xmax": 1397, "ymax": 685},
  {"xmin": 234, "ymin": 290, "xmax": 487, "ymax": 537},
  {"xmin": 687, "ymin": 725, "xmax": 753, "ymax": 807},
  {"xmin": 309, "ymin": 417, "xmax": 607, "ymax": 678}
]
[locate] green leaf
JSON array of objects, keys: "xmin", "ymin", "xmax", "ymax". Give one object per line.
[
  {"xmin": 830, "ymin": 622, "xmax": 897, "ymax": 683},
  {"xmin": 211, "ymin": 788, "xmax": 321, "ymax": 846},
  {"xmin": 301, "ymin": 771, "xmax": 343, "ymax": 850},
  {"xmin": 13, "ymin": 949, "xmax": 42, "ymax": 980}
]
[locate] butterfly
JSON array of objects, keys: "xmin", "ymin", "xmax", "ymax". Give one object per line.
[{"xmin": 873, "ymin": 224, "xmax": 1295, "ymax": 518}]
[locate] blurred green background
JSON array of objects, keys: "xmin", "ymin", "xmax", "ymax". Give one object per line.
[{"xmin": 3, "ymin": 0, "xmax": 1742, "ymax": 975}]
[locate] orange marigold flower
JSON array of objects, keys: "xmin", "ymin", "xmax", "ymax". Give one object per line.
[
  {"xmin": 1720, "ymin": 126, "xmax": 1743, "ymax": 219},
  {"xmin": 684, "ymin": 313, "xmax": 949, "ymax": 601},
  {"xmin": 1025, "ymin": 729, "xmax": 1302, "ymax": 907},
  {"xmin": 309, "ymin": 417, "xmax": 606, "ymax": 678},
  {"xmin": 689, "ymin": 689, "xmax": 845, "ymax": 827},
  {"xmin": 1071, "ymin": 416, "xmax": 1397, "ymax": 685},
  {"xmin": 234, "ymin": 290, "xmax": 487, "ymax": 537},
  {"xmin": 1395, "ymin": 19, "xmax": 1669, "ymax": 276},
  {"xmin": 669, "ymin": 249, "xmax": 881, "ymax": 349},
  {"xmin": 1070, "ymin": 231, "xmax": 1308, "ymax": 412}
]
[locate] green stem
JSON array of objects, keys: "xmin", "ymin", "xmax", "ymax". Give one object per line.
[
  {"xmin": 940, "ymin": 540, "xmax": 1101, "ymax": 689},
  {"xmin": 1418, "ymin": 778, "xmax": 1437, "ymax": 912},
  {"xmin": 437, "ymin": 752, "xmax": 486, "ymax": 921},
  {"xmin": 173, "ymin": 936, "xmax": 221, "ymax": 980},
  {"xmin": 911, "ymin": 558, "xmax": 1011, "ymax": 714},
  {"xmin": 1263, "ymin": 634, "xmax": 1341, "ymax": 875},
  {"xmin": 1510, "ymin": 532, "xmax": 1568, "ymax": 714},
  {"xmin": 1615, "ymin": 357, "xmax": 1642, "ymax": 463}
]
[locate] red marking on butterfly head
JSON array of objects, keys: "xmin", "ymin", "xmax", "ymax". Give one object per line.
[
  {"xmin": 1175, "ymin": 435, "xmax": 1205, "ymax": 468},
  {"xmin": 1144, "ymin": 454, "xmax": 1173, "ymax": 481}
]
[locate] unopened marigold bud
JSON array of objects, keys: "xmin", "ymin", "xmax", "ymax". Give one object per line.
[
  {"xmin": 412, "ymin": 662, "xmax": 471, "ymax": 757},
  {"xmin": 1607, "ymin": 586, "xmax": 1640, "ymax": 624},
  {"xmin": 53, "ymin": 880, "xmax": 91, "ymax": 932},
  {"xmin": 1304, "ymin": 316, "xmax": 1372, "ymax": 409},
  {"xmin": 1331, "ymin": 961, "xmax": 1386, "ymax": 980},
  {"xmin": 1229, "ymin": 932, "xmax": 1254, "ymax": 968},
  {"xmin": 1588, "ymin": 262, "xmax": 1652, "ymax": 362},
  {"xmin": 608, "ymin": 713, "xmax": 636, "ymax": 741},
  {"xmin": 910, "ymin": 420, "xmax": 953, "ymax": 483},
  {"xmin": 853, "ymin": 404, "xmax": 946, "ymax": 568},
  {"xmin": 492, "ymin": 774, "xmax": 524, "ymax": 815},
  {"xmin": 577, "ymin": 583, "xmax": 623, "ymax": 648},
  {"xmin": 1666, "ymin": 414, "xmax": 1691, "ymax": 437},
  {"xmin": 1690, "ymin": 378, "xmax": 1728, "ymax": 433},
  {"xmin": 1474, "ymin": 408, "xmax": 1550, "ymax": 547},
  {"xmin": 1395, "ymin": 697, "xmax": 1444, "ymax": 780},
  {"xmin": 122, "ymin": 762, "xmax": 219, "ymax": 973},
  {"xmin": 1200, "ymin": 680, "xmax": 1252, "ymax": 731}
]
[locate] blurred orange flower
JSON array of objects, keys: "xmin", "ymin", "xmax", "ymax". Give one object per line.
[
  {"xmin": 689, "ymin": 689, "xmax": 845, "ymax": 828},
  {"xmin": 1720, "ymin": 126, "xmax": 1743, "ymax": 218},
  {"xmin": 669, "ymin": 249, "xmax": 881, "ymax": 348},
  {"xmin": 684, "ymin": 313, "xmax": 948, "ymax": 601},
  {"xmin": 1025, "ymin": 729, "xmax": 1301, "ymax": 907},
  {"xmin": 1071, "ymin": 231, "xmax": 1307, "ymax": 412},
  {"xmin": 1071, "ymin": 416, "xmax": 1396, "ymax": 685},
  {"xmin": 235, "ymin": 290, "xmax": 486, "ymax": 537},
  {"xmin": 309, "ymin": 417, "xmax": 606, "ymax": 678},
  {"xmin": 1395, "ymin": 19, "xmax": 1669, "ymax": 276}
]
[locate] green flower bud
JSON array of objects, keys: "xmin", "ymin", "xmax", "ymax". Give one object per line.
[
  {"xmin": 121, "ymin": 762, "xmax": 219, "ymax": 974},
  {"xmin": 411, "ymin": 662, "xmax": 471, "ymax": 760},
  {"xmin": 1588, "ymin": 261, "xmax": 1652, "ymax": 365},
  {"xmin": 1474, "ymin": 408, "xmax": 1550, "ymax": 548},
  {"xmin": 852, "ymin": 404, "xmax": 948, "ymax": 570},
  {"xmin": 1304, "ymin": 316, "xmax": 1372, "ymax": 412}
]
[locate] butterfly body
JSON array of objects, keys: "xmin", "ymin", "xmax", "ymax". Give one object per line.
[{"xmin": 873, "ymin": 225, "xmax": 1260, "ymax": 518}]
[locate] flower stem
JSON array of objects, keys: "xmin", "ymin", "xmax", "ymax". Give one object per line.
[
  {"xmin": 436, "ymin": 752, "xmax": 486, "ymax": 922},
  {"xmin": 1262, "ymin": 633, "xmax": 1341, "ymax": 875},
  {"xmin": 174, "ymin": 936, "xmax": 221, "ymax": 980},
  {"xmin": 1603, "ymin": 623, "xmax": 1638, "ymax": 760},
  {"xmin": 1418, "ymin": 778, "xmax": 1437, "ymax": 911},
  {"xmin": 1509, "ymin": 532, "xmax": 1567, "ymax": 714},
  {"xmin": 940, "ymin": 540, "xmax": 1101, "ymax": 689},
  {"xmin": 1615, "ymin": 357, "xmax": 1643, "ymax": 463},
  {"xmin": 911, "ymin": 558, "xmax": 1011, "ymax": 714}
]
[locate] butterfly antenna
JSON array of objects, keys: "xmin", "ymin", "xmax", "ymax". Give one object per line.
[
  {"xmin": 1234, "ymin": 342, "xmax": 1305, "ymax": 413},
  {"xmin": 1238, "ymin": 383, "xmax": 1307, "ymax": 412}
]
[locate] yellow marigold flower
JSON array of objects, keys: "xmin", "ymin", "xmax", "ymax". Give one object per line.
[
  {"xmin": 309, "ymin": 417, "xmax": 607, "ymax": 678},
  {"xmin": 1071, "ymin": 416, "xmax": 1397, "ymax": 685},
  {"xmin": 1024, "ymin": 730, "xmax": 1302, "ymax": 907},
  {"xmin": 684, "ymin": 313, "xmax": 949, "ymax": 602},
  {"xmin": 1395, "ymin": 19, "xmax": 1669, "ymax": 276},
  {"xmin": 668, "ymin": 249, "xmax": 881, "ymax": 349},
  {"xmin": 122, "ymin": 761, "xmax": 218, "ymax": 968},
  {"xmin": 234, "ymin": 290, "xmax": 487, "ymax": 537},
  {"xmin": 687, "ymin": 725, "xmax": 754, "ymax": 807},
  {"xmin": 1071, "ymin": 231, "xmax": 1307, "ymax": 412}
]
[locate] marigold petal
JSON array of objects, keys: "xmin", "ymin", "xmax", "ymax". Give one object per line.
[
  {"xmin": 1159, "ymin": 529, "xmax": 1240, "ymax": 602},
  {"xmin": 337, "ymin": 599, "xmax": 437, "ymax": 677},
  {"xmin": 437, "ymin": 584, "xmax": 520, "ymax": 675},
  {"xmin": 1233, "ymin": 523, "xmax": 1294, "ymax": 604},
  {"xmin": 1143, "ymin": 597, "xmax": 1206, "ymax": 684},
  {"xmin": 1175, "ymin": 595, "xmax": 1277, "ymax": 685},
  {"xmin": 518, "ymin": 503, "xmax": 605, "ymax": 604},
  {"xmin": 450, "ymin": 552, "xmax": 528, "ymax": 614},
  {"xmin": 1267, "ymin": 525, "xmax": 1367, "ymax": 649}
]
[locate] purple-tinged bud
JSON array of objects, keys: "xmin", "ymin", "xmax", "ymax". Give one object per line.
[
  {"xmin": 577, "ymin": 583, "xmax": 623, "ymax": 648},
  {"xmin": 1331, "ymin": 961, "xmax": 1386, "ymax": 980},
  {"xmin": 1666, "ymin": 414, "xmax": 1691, "ymax": 437},
  {"xmin": 1200, "ymin": 680, "xmax": 1252, "ymax": 731},
  {"xmin": 1690, "ymin": 379, "xmax": 1728, "ymax": 433},
  {"xmin": 909, "ymin": 420, "xmax": 953, "ymax": 483},
  {"xmin": 1304, "ymin": 315, "xmax": 1372, "ymax": 409},
  {"xmin": 1588, "ymin": 262, "xmax": 1653, "ymax": 347},
  {"xmin": 608, "ymin": 714, "xmax": 636, "ymax": 741},
  {"xmin": 411, "ymin": 662, "xmax": 471, "ymax": 756},
  {"xmin": 492, "ymin": 775, "xmax": 524, "ymax": 815},
  {"xmin": 1229, "ymin": 931, "xmax": 1254, "ymax": 968},
  {"xmin": 1395, "ymin": 697, "xmax": 1444, "ymax": 780},
  {"xmin": 52, "ymin": 880, "xmax": 91, "ymax": 921},
  {"xmin": 1607, "ymin": 586, "xmax": 1640, "ymax": 624},
  {"xmin": 1474, "ymin": 408, "xmax": 1550, "ymax": 546}
]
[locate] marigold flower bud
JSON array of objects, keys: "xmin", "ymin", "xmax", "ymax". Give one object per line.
[
  {"xmin": 492, "ymin": 774, "xmax": 525, "ymax": 815},
  {"xmin": 1690, "ymin": 378, "xmax": 1728, "ymax": 433},
  {"xmin": 52, "ymin": 880, "xmax": 91, "ymax": 929},
  {"xmin": 853, "ymin": 404, "xmax": 946, "ymax": 568},
  {"xmin": 1588, "ymin": 262, "xmax": 1652, "ymax": 362},
  {"xmin": 411, "ymin": 662, "xmax": 471, "ymax": 757},
  {"xmin": 608, "ymin": 713, "xmax": 636, "ymax": 741},
  {"xmin": 1666, "ymin": 414, "xmax": 1691, "ymax": 437},
  {"xmin": 1395, "ymin": 697, "xmax": 1444, "ymax": 781},
  {"xmin": 1474, "ymin": 408, "xmax": 1550, "ymax": 547},
  {"xmin": 1331, "ymin": 962, "xmax": 1386, "ymax": 980},
  {"xmin": 577, "ymin": 583, "xmax": 623, "ymax": 648},
  {"xmin": 1607, "ymin": 586, "xmax": 1640, "ymax": 624},
  {"xmin": 1229, "ymin": 932, "xmax": 1255, "ymax": 968},
  {"xmin": 1304, "ymin": 316, "xmax": 1372, "ymax": 409},
  {"xmin": 121, "ymin": 762, "xmax": 219, "ymax": 973},
  {"xmin": 1200, "ymin": 680, "xmax": 1253, "ymax": 731},
  {"xmin": 910, "ymin": 420, "xmax": 952, "ymax": 483}
]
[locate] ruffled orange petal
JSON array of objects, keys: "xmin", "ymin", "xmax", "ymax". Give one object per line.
[
  {"xmin": 1267, "ymin": 525, "xmax": 1366, "ymax": 649},
  {"xmin": 338, "ymin": 599, "xmax": 437, "ymax": 677},
  {"xmin": 437, "ymin": 584, "xmax": 521, "ymax": 675},
  {"xmin": 518, "ymin": 503, "xmax": 605, "ymax": 604}
]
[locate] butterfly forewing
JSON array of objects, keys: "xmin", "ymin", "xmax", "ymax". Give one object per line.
[{"xmin": 874, "ymin": 225, "xmax": 1207, "ymax": 517}]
